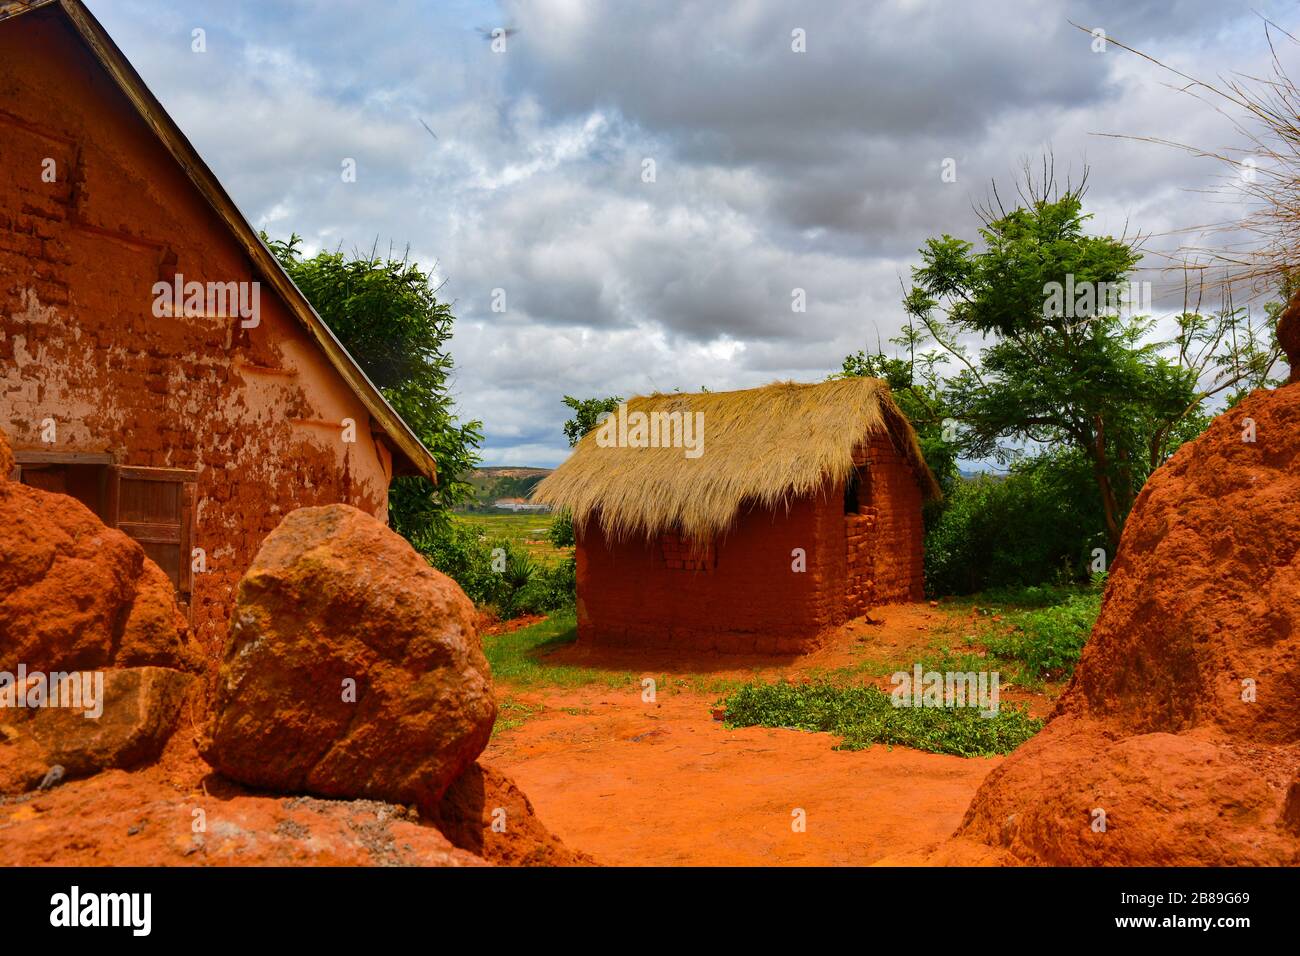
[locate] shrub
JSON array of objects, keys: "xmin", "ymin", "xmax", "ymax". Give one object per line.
[
  {"xmin": 925, "ymin": 450, "xmax": 1106, "ymax": 596},
  {"xmin": 408, "ymin": 520, "xmax": 499, "ymax": 606},
  {"xmin": 411, "ymin": 523, "xmax": 575, "ymax": 619},
  {"xmin": 548, "ymin": 509, "xmax": 575, "ymax": 548},
  {"xmin": 982, "ymin": 580, "xmax": 1103, "ymax": 682}
]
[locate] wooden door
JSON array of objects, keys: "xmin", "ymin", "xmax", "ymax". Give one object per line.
[{"xmin": 108, "ymin": 466, "xmax": 198, "ymax": 602}]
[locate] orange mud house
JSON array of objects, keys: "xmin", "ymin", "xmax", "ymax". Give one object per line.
[
  {"xmin": 535, "ymin": 379, "xmax": 940, "ymax": 654},
  {"xmin": 0, "ymin": 0, "xmax": 437, "ymax": 649}
]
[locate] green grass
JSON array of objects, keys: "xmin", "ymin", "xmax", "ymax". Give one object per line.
[
  {"xmin": 454, "ymin": 512, "xmax": 570, "ymax": 565},
  {"xmin": 720, "ymin": 680, "xmax": 1043, "ymax": 757},
  {"xmin": 809, "ymin": 581, "xmax": 1104, "ymax": 690},
  {"xmin": 480, "ymin": 609, "xmax": 634, "ymax": 689},
  {"xmin": 923, "ymin": 579, "xmax": 1103, "ymax": 688}
]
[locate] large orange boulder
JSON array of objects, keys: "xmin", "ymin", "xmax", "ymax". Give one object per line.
[
  {"xmin": 201, "ymin": 504, "xmax": 497, "ymax": 815},
  {"xmin": 0, "ymin": 426, "xmax": 200, "ymax": 793},
  {"xmin": 0, "ymin": 667, "xmax": 194, "ymax": 793},
  {"xmin": 946, "ymin": 382, "xmax": 1300, "ymax": 865},
  {"xmin": 0, "ymin": 475, "xmax": 198, "ymax": 675}
]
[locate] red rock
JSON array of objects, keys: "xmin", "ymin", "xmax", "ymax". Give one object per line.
[
  {"xmin": 0, "ymin": 667, "xmax": 194, "ymax": 793},
  {"xmin": 427, "ymin": 761, "xmax": 594, "ymax": 866},
  {"xmin": 201, "ymin": 504, "xmax": 497, "ymax": 815},
  {"xmin": 0, "ymin": 766, "xmax": 486, "ymax": 867},
  {"xmin": 0, "ymin": 481, "xmax": 144, "ymax": 672},
  {"xmin": 0, "ymin": 442, "xmax": 198, "ymax": 675},
  {"xmin": 943, "ymin": 380, "xmax": 1300, "ymax": 865},
  {"xmin": 118, "ymin": 560, "xmax": 202, "ymax": 672}
]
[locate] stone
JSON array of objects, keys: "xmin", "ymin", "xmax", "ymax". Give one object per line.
[
  {"xmin": 201, "ymin": 504, "xmax": 497, "ymax": 814},
  {"xmin": 0, "ymin": 666, "xmax": 194, "ymax": 793}
]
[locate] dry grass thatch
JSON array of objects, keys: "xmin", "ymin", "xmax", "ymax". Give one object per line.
[{"xmin": 533, "ymin": 378, "xmax": 940, "ymax": 544}]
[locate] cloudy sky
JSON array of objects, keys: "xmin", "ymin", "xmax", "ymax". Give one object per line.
[{"xmin": 91, "ymin": 0, "xmax": 1296, "ymax": 466}]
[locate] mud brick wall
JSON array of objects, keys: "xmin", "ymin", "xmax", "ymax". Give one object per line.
[
  {"xmin": 576, "ymin": 491, "xmax": 848, "ymax": 654},
  {"xmin": 856, "ymin": 434, "xmax": 925, "ymax": 603},
  {"xmin": 0, "ymin": 12, "xmax": 393, "ymax": 657}
]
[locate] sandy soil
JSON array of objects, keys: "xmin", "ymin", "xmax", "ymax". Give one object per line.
[{"xmin": 484, "ymin": 602, "xmax": 1051, "ymax": 865}]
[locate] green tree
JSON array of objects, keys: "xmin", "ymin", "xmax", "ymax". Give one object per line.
[
  {"xmin": 560, "ymin": 394, "xmax": 623, "ymax": 446},
  {"xmin": 547, "ymin": 394, "xmax": 623, "ymax": 547},
  {"xmin": 900, "ymin": 178, "xmax": 1281, "ymax": 547},
  {"xmin": 265, "ymin": 234, "xmax": 483, "ymax": 536}
]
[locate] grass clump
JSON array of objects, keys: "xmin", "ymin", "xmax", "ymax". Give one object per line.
[
  {"xmin": 719, "ymin": 680, "xmax": 1042, "ymax": 757},
  {"xmin": 982, "ymin": 588, "xmax": 1100, "ymax": 682},
  {"xmin": 480, "ymin": 609, "xmax": 633, "ymax": 689}
]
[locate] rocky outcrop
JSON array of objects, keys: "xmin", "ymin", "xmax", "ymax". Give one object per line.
[
  {"xmin": 201, "ymin": 504, "xmax": 497, "ymax": 815},
  {"xmin": 428, "ymin": 761, "xmax": 594, "ymax": 866},
  {"xmin": 0, "ymin": 440, "xmax": 198, "ymax": 675},
  {"xmin": 944, "ymin": 380, "xmax": 1300, "ymax": 865}
]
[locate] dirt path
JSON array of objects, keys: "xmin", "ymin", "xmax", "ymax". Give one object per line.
[
  {"xmin": 484, "ymin": 603, "xmax": 1047, "ymax": 866},
  {"xmin": 485, "ymin": 686, "xmax": 1001, "ymax": 865}
]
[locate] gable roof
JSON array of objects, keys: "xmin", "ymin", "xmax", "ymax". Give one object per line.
[
  {"xmin": 533, "ymin": 378, "xmax": 941, "ymax": 544},
  {"xmin": 0, "ymin": 0, "xmax": 437, "ymax": 483}
]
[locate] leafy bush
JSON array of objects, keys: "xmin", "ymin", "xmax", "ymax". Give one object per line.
[
  {"xmin": 720, "ymin": 680, "xmax": 1042, "ymax": 757},
  {"xmin": 408, "ymin": 520, "xmax": 500, "ymax": 606},
  {"xmin": 925, "ymin": 450, "xmax": 1106, "ymax": 596},
  {"xmin": 981, "ymin": 580, "xmax": 1103, "ymax": 682},
  {"xmin": 548, "ymin": 510, "xmax": 575, "ymax": 548},
  {"xmin": 411, "ymin": 522, "xmax": 575, "ymax": 619}
]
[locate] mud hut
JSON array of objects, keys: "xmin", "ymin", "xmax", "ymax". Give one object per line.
[
  {"xmin": 535, "ymin": 378, "xmax": 940, "ymax": 654},
  {"xmin": 0, "ymin": 0, "xmax": 437, "ymax": 647}
]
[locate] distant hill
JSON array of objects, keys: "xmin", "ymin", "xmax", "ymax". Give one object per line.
[{"xmin": 459, "ymin": 466, "xmax": 553, "ymax": 510}]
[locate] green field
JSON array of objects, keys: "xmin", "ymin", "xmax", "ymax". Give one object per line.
[{"xmin": 453, "ymin": 512, "xmax": 571, "ymax": 565}]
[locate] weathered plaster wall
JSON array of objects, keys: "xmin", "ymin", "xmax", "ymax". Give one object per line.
[{"xmin": 0, "ymin": 11, "xmax": 392, "ymax": 655}]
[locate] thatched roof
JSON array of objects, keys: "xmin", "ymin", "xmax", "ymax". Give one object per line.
[{"xmin": 533, "ymin": 378, "xmax": 941, "ymax": 543}]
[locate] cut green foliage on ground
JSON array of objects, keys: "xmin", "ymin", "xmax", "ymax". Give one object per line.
[{"xmin": 720, "ymin": 680, "xmax": 1043, "ymax": 757}]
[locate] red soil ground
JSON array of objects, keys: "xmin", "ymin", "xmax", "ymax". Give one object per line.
[
  {"xmin": 483, "ymin": 603, "xmax": 1051, "ymax": 866},
  {"xmin": 485, "ymin": 687, "xmax": 1002, "ymax": 866}
]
